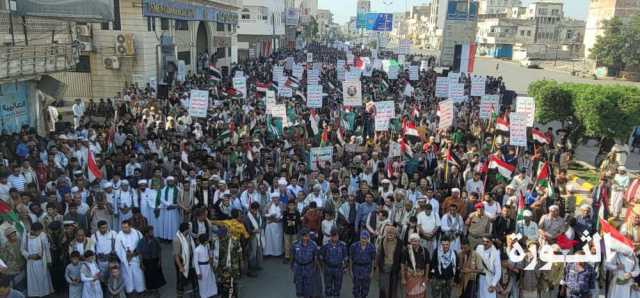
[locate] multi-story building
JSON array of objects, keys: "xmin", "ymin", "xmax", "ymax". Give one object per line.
[
  {"xmin": 316, "ymin": 9, "xmax": 334, "ymax": 40},
  {"xmin": 237, "ymin": 0, "xmax": 286, "ymax": 60},
  {"xmin": 476, "ymin": 0, "xmax": 585, "ymax": 60},
  {"xmin": 48, "ymin": 0, "xmax": 242, "ymax": 99},
  {"xmin": 406, "ymin": 4, "xmax": 432, "ymax": 49},
  {"xmin": 584, "ymin": 0, "xmax": 640, "ymax": 59},
  {"xmin": 478, "ymin": 0, "xmax": 522, "ymax": 16}
]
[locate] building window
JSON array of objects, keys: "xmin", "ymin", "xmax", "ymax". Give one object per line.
[
  {"xmin": 147, "ymin": 17, "xmax": 156, "ymax": 32},
  {"xmin": 227, "ymin": 24, "xmax": 232, "ymax": 31},
  {"xmin": 113, "ymin": 0, "xmax": 121, "ymax": 30},
  {"xmin": 216, "ymin": 47, "xmax": 226, "ymax": 59},
  {"xmin": 72, "ymin": 55, "xmax": 91, "ymax": 73},
  {"xmin": 520, "ymin": 30, "xmax": 524, "ymax": 36},
  {"xmin": 241, "ymin": 8, "xmax": 250, "ymax": 19},
  {"xmin": 227, "ymin": 47, "xmax": 231, "ymax": 56},
  {"xmin": 176, "ymin": 20, "xmax": 189, "ymax": 31},
  {"xmin": 101, "ymin": 22, "xmax": 109, "ymax": 30},
  {"xmin": 161, "ymin": 18, "xmax": 170, "ymax": 30},
  {"xmin": 217, "ymin": 22, "xmax": 225, "ymax": 32},
  {"xmin": 178, "ymin": 51, "xmax": 191, "ymax": 65}
]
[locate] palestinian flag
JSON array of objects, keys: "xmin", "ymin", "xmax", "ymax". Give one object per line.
[
  {"xmin": 398, "ymin": 137, "xmax": 413, "ymax": 157},
  {"xmin": 516, "ymin": 191, "xmax": 526, "ymax": 221},
  {"xmin": 489, "ymin": 155, "xmax": 515, "ymax": 179},
  {"xmin": 536, "ymin": 161, "xmax": 550, "ymax": 187},
  {"xmin": 601, "ymin": 218, "xmax": 634, "ymax": 255},
  {"xmin": 286, "ymin": 77, "xmax": 300, "ymax": 89},
  {"xmin": 496, "ymin": 117, "xmax": 509, "ymax": 132},
  {"xmin": 532, "ymin": 129, "xmax": 550, "ymax": 144},
  {"xmin": 208, "ymin": 64, "xmax": 222, "ymax": 81},
  {"xmin": 402, "ymin": 118, "xmax": 419, "ymax": 137},
  {"xmin": 223, "ymin": 87, "xmax": 242, "ymax": 98},
  {"xmin": 294, "ymin": 90, "xmax": 306, "ymax": 102},
  {"xmin": 0, "ymin": 200, "xmax": 23, "ymax": 234},
  {"xmin": 87, "ymin": 150, "xmax": 102, "ymax": 183},
  {"xmin": 446, "ymin": 149, "xmax": 460, "ymax": 168},
  {"xmin": 256, "ymin": 82, "xmax": 274, "ymax": 93}
]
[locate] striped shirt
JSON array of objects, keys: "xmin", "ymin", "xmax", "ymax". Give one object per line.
[{"xmin": 7, "ymin": 174, "xmax": 26, "ymax": 192}]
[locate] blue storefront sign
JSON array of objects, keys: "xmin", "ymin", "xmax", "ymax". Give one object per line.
[
  {"xmin": 356, "ymin": 13, "xmax": 367, "ymax": 29},
  {"xmin": 447, "ymin": 0, "xmax": 478, "ymax": 20},
  {"xmin": 143, "ymin": 0, "xmax": 238, "ymax": 24},
  {"xmin": 365, "ymin": 13, "xmax": 393, "ymax": 31},
  {"xmin": 0, "ymin": 82, "xmax": 31, "ymax": 133}
]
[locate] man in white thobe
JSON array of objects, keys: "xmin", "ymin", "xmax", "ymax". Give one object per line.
[
  {"xmin": 117, "ymin": 180, "xmax": 138, "ymax": 224},
  {"xmin": 47, "ymin": 104, "xmax": 59, "ymax": 132},
  {"xmin": 116, "ymin": 221, "xmax": 145, "ymax": 294},
  {"xmin": 72, "ymin": 98, "xmax": 85, "ymax": 130},
  {"xmin": 440, "ymin": 203, "xmax": 464, "ymax": 252},
  {"xmin": 21, "ymin": 223, "xmax": 54, "ymax": 297},
  {"xmin": 193, "ymin": 235, "xmax": 218, "ymax": 298},
  {"xmin": 138, "ymin": 180, "xmax": 160, "ymax": 238},
  {"xmin": 263, "ymin": 193, "xmax": 284, "ymax": 256},
  {"xmin": 91, "ymin": 220, "xmax": 118, "ymax": 282},
  {"xmin": 416, "ymin": 197, "xmax": 440, "ymax": 255},
  {"xmin": 611, "ymin": 166, "xmax": 630, "ymax": 219},
  {"xmin": 476, "ymin": 238, "xmax": 501, "ymax": 298},
  {"xmin": 606, "ymin": 250, "xmax": 640, "ymax": 298},
  {"xmin": 158, "ymin": 176, "xmax": 181, "ymax": 240},
  {"xmin": 304, "ymin": 184, "xmax": 326, "ymax": 209}
]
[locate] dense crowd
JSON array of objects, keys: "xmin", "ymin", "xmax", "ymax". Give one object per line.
[{"xmin": 0, "ymin": 42, "xmax": 636, "ymax": 298}]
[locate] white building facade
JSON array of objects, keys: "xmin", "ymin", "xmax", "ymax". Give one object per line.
[{"xmin": 236, "ymin": 0, "xmax": 286, "ymax": 60}]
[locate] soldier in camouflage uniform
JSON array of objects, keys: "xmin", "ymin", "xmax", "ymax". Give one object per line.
[{"xmin": 214, "ymin": 224, "xmax": 243, "ymax": 298}]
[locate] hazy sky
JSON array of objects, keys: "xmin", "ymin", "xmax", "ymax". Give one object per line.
[{"xmin": 321, "ymin": 0, "xmax": 590, "ymax": 24}]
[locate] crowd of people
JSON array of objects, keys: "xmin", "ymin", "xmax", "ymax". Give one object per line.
[{"xmin": 0, "ymin": 42, "xmax": 637, "ymax": 298}]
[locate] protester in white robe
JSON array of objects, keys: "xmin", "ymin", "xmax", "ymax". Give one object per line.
[
  {"xmin": 476, "ymin": 238, "xmax": 501, "ymax": 298},
  {"xmin": 606, "ymin": 250, "xmax": 640, "ymax": 298},
  {"xmin": 158, "ymin": 177, "xmax": 181, "ymax": 240},
  {"xmin": 115, "ymin": 221, "xmax": 145, "ymax": 294},
  {"xmin": 21, "ymin": 223, "xmax": 53, "ymax": 297},
  {"xmin": 117, "ymin": 180, "xmax": 138, "ymax": 224},
  {"xmin": 91, "ymin": 220, "xmax": 118, "ymax": 281},
  {"xmin": 440, "ymin": 204, "xmax": 464, "ymax": 252},
  {"xmin": 193, "ymin": 234, "xmax": 218, "ymax": 298},
  {"xmin": 416, "ymin": 198, "xmax": 440, "ymax": 255},
  {"xmin": 138, "ymin": 180, "xmax": 160, "ymax": 237},
  {"xmin": 263, "ymin": 193, "xmax": 284, "ymax": 256},
  {"xmin": 80, "ymin": 251, "xmax": 103, "ymax": 298}
]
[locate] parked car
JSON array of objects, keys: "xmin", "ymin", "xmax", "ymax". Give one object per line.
[{"xmin": 520, "ymin": 58, "xmax": 541, "ymax": 69}]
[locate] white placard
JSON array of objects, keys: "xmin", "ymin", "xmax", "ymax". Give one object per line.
[
  {"xmin": 337, "ymin": 60, "xmax": 346, "ymax": 81},
  {"xmin": 265, "ymin": 90, "xmax": 276, "ymax": 113},
  {"xmin": 371, "ymin": 49, "xmax": 378, "ymax": 59},
  {"xmin": 435, "ymin": 77, "xmax": 449, "ymax": 97},
  {"xmin": 388, "ymin": 65, "xmax": 399, "ymax": 80},
  {"xmin": 307, "ymin": 52, "xmax": 313, "ymax": 63},
  {"xmin": 233, "ymin": 77, "xmax": 247, "ymax": 99},
  {"xmin": 234, "ymin": 70, "xmax": 244, "ymax": 78},
  {"xmin": 398, "ymin": 39, "xmax": 411, "ymax": 55},
  {"xmin": 346, "ymin": 70, "xmax": 361, "ymax": 81},
  {"xmin": 398, "ymin": 55, "xmax": 405, "ymax": 66},
  {"xmin": 374, "ymin": 101, "xmax": 395, "ymax": 131},
  {"xmin": 388, "ymin": 141, "xmax": 401, "ymax": 157},
  {"xmin": 409, "ymin": 65, "xmax": 419, "ymax": 81},
  {"xmin": 516, "ymin": 96, "xmax": 536, "ymax": 127},
  {"xmin": 471, "ymin": 76, "xmax": 486, "ymax": 97},
  {"xmin": 278, "ymin": 85, "xmax": 293, "ymax": 98},
  {"xmin": 188, "ymin": 90, "xmax": 209, "ymax": 118},
  {"xmin": 479, "ymin": 94, "xmax": 500, "ymax": 120},
  {"xmin": 342, "ymin": 81, "xmax": 362, "ymax": 106},
  {"xmin": 310, "ymin": 147, "xmax": 333, "ymax": 170},
  {"xmin": 347, "ymin": 54, "xmax": 354, "ymax": 65},
  {"xmin": 448, "ymin": 83, "xmax": 466, "ymax": 103},
  {"xmin": 273, "ymin": 66, "xmax": 284, "ymax": 83},
  {"xmin": 271, "ymin": 104, "xmax": 288, "ymax": 127},
  {"xmin": 420, "ymin": 60, "xmax": 429, "ymax": 71},
  {"xmin": 509, "ymin": 112, "xmax": 528, "ymax": 146},
  {"xmin": 292, "ymin": 64, "xmax": 304, "ymax": 79},
  {"xmin": 307, "ymin": 84, "xmax": 323, "ymax": 108},
  {"xmin": 438, "ymin": 99, "xmax": 454, "ymax": 128}
]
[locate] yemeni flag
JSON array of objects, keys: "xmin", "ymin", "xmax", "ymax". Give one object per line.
[
  {"xmin": 600, "ymin": 218, "xmax": 634, "ymax": 255},
  {"xmin": 402, "ymin": 118, "xmax": 419, "ymax": 138},
  {"xmin": 208, "ymin": 64, "xmax": 222, "ymax": 81},
  {"xmin": 496, "ymin": 117, "xmax": 509, "ymax": 132},
  {"xmin": 489, "ymin": 155, "xmax": 515, "ymax": 179},
  {"xmin": 532, "ymin": 129, "xmax": 550, "ymax": 144},
  {"xmin": 398, "ymin": 137, "xmax": 414, "ymax": 158},
  {"xmin": 87, "ymin": 150, "xmax": 102, "ymax": 183},
  {"xmin": 0, "ymin": 200, "xmax": 23, "ymax": 234},
  {"xmin": 516, "ymin": 191, "xmax": 526, "ymax": 221},
  {"xmin": 256, "ymin": 81, "xmax": 274, "ymax": 93}
]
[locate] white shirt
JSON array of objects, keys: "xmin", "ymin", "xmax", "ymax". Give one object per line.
[
  {"xmin": 72, "ymin": 102, "xmax": 85, "ymax": 117},
  {"xmin": 91, "ymin": 230, "xmax": 117, "ymax": 255},
  {"xmin": 417, "ymin": 210, "xmax": 440, "ymax": 234},
  {"xmin": 0, "ymin": 183, "xmax": 10, "ymax": 201},
  {"xmin": 465, "ymin": 179, "xmax": 484, "ymax": 195},
  {"xmin": 483, "ymin": 201, "xmax": 501, "ymax": 220}
]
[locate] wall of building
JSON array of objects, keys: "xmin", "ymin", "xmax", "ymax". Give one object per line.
[{"xmin": 584, "ymin": 0, "xmax": 640, "ymax": 59}]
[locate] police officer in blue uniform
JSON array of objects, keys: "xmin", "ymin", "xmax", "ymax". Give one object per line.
[
  {"xmin": 349, "ymin": 230, "xmax": 376, "ymax": 298},
  {"xmin": 320, "ymin": 228, "xmax": 348, "ymax": 298},
  {"xmin": 291, "ymin": 228, "xmax": 320, "ymax": 298}
]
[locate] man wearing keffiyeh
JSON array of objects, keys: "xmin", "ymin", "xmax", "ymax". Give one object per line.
[{"xmin": 430, "ymin": 238, "xmax": 458, "ymax": 298}]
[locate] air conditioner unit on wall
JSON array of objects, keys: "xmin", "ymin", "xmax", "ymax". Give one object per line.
[
  {"xmin": 76, "ymin": 25, "xmax": 91, "ymax": 37},
  {"xmin": 104, "ymin": 56, "xmax": 120, "ymax": 70},
  {"xmin": 115, "ymin": 33, "xmax": 136, "ymax": 56}
]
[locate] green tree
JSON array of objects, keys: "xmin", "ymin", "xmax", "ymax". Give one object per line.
[
  {"xmin": 529, "ymin": 80, "xmax": 574, "ymax": 127},
  {"xmin": 589, "ymin": 16, "xmax": 640, "ymax": 74},
  {"xmin": 303, "ymin": 17, "xmax": 319, "ymax": 42}
]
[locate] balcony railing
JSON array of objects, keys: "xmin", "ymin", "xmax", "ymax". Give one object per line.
[{"xmin": 0, "ymin": 43, "xmax": 77, "ymax": 81}]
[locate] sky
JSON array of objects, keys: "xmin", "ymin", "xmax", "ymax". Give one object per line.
[{"xmin": 321, "ymin": 0, "xmax": 590, "ymax": 25}]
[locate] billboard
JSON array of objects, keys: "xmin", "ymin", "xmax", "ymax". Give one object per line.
[
  {"xmin": 15, "ymin": 0, "xmax": 114, "ymax": 21},
  {"xmin": 365, "ymin": 13, "xmax": 393, "ymax": 31},
  {"xmin": 447, "ymin": 1, "xmax": 478, "ymax": 20},
  {"xmin": 285, "ymin": 8, "xmax": 300, "ymax": 26},
  {"xmin": 356, "ymin": 0, "xmax": 371, "ymax": 29}
]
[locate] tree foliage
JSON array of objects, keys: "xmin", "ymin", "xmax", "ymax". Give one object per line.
[
  {"xmin": 303, "ymin": 17, "xmax": 319, "ymax": 41},
  {"xmin": 589, "ymin": 16, "xmax": 640, "ymax": 72},
  {"xmin": 529, "ymin": 80, "xmax": 640, "ymax": 143}
]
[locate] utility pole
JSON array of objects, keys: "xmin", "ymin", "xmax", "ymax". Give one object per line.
[{"xmin": 8, "ymin": 0, "xmax": 15, "ymax": 46}]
